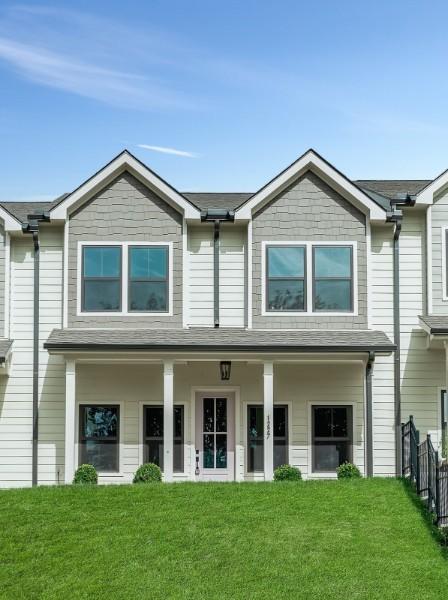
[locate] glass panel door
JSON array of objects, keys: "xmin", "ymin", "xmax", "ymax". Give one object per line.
[{"xmin": 203, "ymin": 397, "xmax": 227, "ymax": 469}]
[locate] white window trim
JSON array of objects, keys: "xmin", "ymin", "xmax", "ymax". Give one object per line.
[
  {"xmin": 261, "ymin": 240, "xmax": 358, "ymax": 317},
  {"xmin": 242, "ymin": 400, "xmax": 293, "ymax": 478},
  {"xmin": 76, "ymin": 241, "xmax": 173, "ymax": 316},
  {"xmin": 307, "ymin": 400, "xmax": 357, "ymax": 479},
  {"xmin": 76, "ymin": 400, "xmax": 124, "ymax": 478},
  {"xmin": 441, "ymin": 226, "xmax": 448, "ymax": 301},
  {"xmin": 138, "ymin": 400, "xmax": 188, "ymax": 476}
]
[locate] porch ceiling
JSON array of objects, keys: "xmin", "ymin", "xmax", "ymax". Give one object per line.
[{"xmin": 44, "ymin": 328, "xmax": 394, "ymax": 354}]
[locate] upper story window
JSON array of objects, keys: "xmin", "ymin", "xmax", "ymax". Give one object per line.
[
  {"xmin": 82, "ymin": 246, "xmax": 122, "ymax": 312},
  {"xmin": 266, "ymin": 245, "xmax": 306, "ymax": 311},
  {"xmin": 78, "ymin": 242, "xmax": 172, "ymax": 316},
  {"xmin": 129, "ymin": 246, "xmax": 168, "ymax": 312},
  {"xmin": 313, "ymin": 246, "xmax": 353, "ymax": 312},
  {"xmin": 263, "ymin": 242, "xmax": 357, "ymax": 316}
]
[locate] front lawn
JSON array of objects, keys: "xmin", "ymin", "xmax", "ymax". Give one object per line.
[{"xmin": 0, "ymin": 479, "xmax": 447, "ymax": 599}]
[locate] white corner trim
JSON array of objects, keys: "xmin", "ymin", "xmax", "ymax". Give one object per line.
[
  {"xmin": 366, "ymin": 220, "xmax": 372, "ymax": 328},
  {"xmin": 260, "ymin": 240, "xmax": 359, "ymax": 317},
  {"xmin": 182, "ymin": 218, "xmax": 189, "ymax": 328},
  {"xmin": 235, "ymin": 149, "xmax": 386, "ymax": 222},
  {"xmin": 426, "ymin": 206, "xmax": 433, "ymax": 312},
  {"xmin": 247, "ymin": 220, "xmax": 253, "ymax": 328},
  {"xmin": 63, "ymin": 222, "xmax": 69, "ymax": 327},
  {"xmin": 76, "ymin": 240, "xmax": 173, "ymax": 317},
  {"xmin": 4, "ymin": 232, "xmax": 10, "ymax": 338},
  {"xmin": 441, "ymin": 226, "xmax": 448, "ymax": 302},
  {"xmin": 50, "ymin": 151, "xmax": 200, "ymax": 221}
]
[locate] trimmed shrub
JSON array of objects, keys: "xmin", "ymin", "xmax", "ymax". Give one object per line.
[
  {"xmin": 133, "ymin": 463, "xmax": 162, "ymax": 484},
  {"xmin": 273, "ymin": 464, "xmax": 302, "ymax": 481},
  {"xmin": 73, "ymin": 464, "xmax": 98, "ymax": 485},
  {"xmin": 336, "ymin": 462, "xmax": 361, "ymax": 479}
]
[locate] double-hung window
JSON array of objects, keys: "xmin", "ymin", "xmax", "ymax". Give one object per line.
[
  {"xmin": 143, "ymin": 405, "xmax": 184, "ymax": 472},
  {"xmin": 129, "ymin": 246, "xmax": 168, "ymax": 312},
  {"xmin": 82, "ymin": 246, "xmax": 122, "ymax": 312},
  {"xmin": 247, "ymin": 405, "xmax": 289, "ymax": 472},
  {"xmin": 313, "ymin": 245, "xmax": 353, "ymax": 311},
  {"xmin": 312, "ymin": 405, "xmax": 352, "ymax": 472},
  {"xmin": 266, "ymin": 245, "xmax": 306, "ymax": 311},
  {"xmin": 79, "ymin": 405, "xmax": 120, "ymax": 472}
]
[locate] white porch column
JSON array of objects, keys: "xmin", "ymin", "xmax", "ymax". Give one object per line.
[
  {"xmin": 263, "ymin": 361, "xmax": 274, "ymax": 481},
  {"xmin": 163, "ymin": 360, "xmax": 174, "ymax": 482},
  {"xmin": 64, "ymin": 359, "xmax": 76, "ymax": 484}
]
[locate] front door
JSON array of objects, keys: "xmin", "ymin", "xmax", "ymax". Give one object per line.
[{"xmin": 195, "ymin": 393, "xmax": 235, "ymax": 481}]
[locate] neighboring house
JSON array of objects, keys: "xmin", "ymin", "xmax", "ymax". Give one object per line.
[{"xmin": 0, "ymin": 148, "xmax": 447, "ymax": 487}]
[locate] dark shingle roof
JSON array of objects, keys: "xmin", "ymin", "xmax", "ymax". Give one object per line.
[
  {"xmin": 182, "ymin": 193, "xmax": 252, "ymax": 210},
  {"xmin": 45, "ymin": 328, "xmax": 394, "ymax": 353},
  {"xmin": 419, "ymin": 315, "xmax": 448, "ymax": 334},
  {"xmin": 355, "ymin": 180, "xmax": 431, "ymax": 200},
  {"xmin": 0, "ymin": 339, "xmax": 13, "ymax": 363},
  {"xmin": 0, "ymin": 195, "xmax": 68, "ymax": 224},
  {"xmin": 0, "ymin": 179, "xmax": 433, "ymax": 222}
]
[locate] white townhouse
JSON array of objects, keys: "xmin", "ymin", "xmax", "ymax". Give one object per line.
[{"xmin": 0, "ymin": 148, "xmax": 447, "ymax": 487}]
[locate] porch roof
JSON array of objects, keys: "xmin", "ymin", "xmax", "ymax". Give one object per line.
[
  {"xmin": 44, "ymin": 328, "xmax": 395, "ymax": 353},
  {"xmin": 419, "ymin": 315, "xmax": 448, "ymax": 335}
]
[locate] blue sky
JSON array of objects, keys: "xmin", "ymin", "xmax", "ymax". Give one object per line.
[{"xmin": 0, "ymin": 1, "xmax": 447, "ymax": 201}]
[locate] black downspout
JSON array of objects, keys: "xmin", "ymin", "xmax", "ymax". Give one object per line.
[
  {"xmin": 32, "ymin": 231, "xmax": 39, "ymax": 487},
  {"xmin": 22, "ymin": 213, "xmax": 50, "ymax": 486},
  {"xmin": 386, "ymin": 195, "xmax": 415, "ymax": 477},
  {"xmin": 365, "ymin": 351, "xmax": 375, "ymax": 477},
  {"xmin": 200, "ymin": 209, "xmax": 235, "ymax": 329},
  {"xmin": 393, "ymin": 220, "xmax": 402, "ymax": 477},
  {"xmin": 214, "ymin": 220, "xmax": 220, "ymax": 328}
]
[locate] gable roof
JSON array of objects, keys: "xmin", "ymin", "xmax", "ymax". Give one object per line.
[
  {"xmin": 234, "ymin": 149, "xmax": 387, "ymax": 222},
  {"xmin": 49, "ymin": 150, "xmax": 200, "ymax": 221}
]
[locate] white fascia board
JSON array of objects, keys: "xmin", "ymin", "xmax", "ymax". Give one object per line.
[
  {"xmin": 0, "ymin": 208, "xmax": 23, "ymax": 232},
  {"xmin": 235, "ymin": 150, "xmax": 386, "ymax": 223},
  {"xmin": 416, "ymin": 168, "xmax": 448, "ymax": 205},
  {"xmin": 50, "ymin": 151, "xmax": 200, "ymax": 221}
]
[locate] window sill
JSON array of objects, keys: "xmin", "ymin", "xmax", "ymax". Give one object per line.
[
  {"xmin": 97, "ymin": 472, "xmax": 124, "ymax": 478},
  {"xmin": 308, "ymin": 472, "xmax": 338, "ymax": 479}
]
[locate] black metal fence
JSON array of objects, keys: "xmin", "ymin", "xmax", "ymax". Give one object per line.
[{"xmin": 402, "ymin": 415, "xmax": 448, "ymax": 527}]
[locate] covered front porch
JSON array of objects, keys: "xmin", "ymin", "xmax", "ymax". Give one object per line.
[
  {"xmin": 44, "ymin": 327, "xmax": 394, "ymax": 483},
  {"xmin": 57, "ymin": 354, "xmax": 375, "ymax": 483}
]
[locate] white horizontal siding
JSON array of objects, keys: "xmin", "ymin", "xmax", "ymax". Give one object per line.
[
  {"xmin": 0, "ymin": 226, "xmax": 65, "ymax": 488},
  {"xmin": 370, "ymin": 224, "xmax": 395, "ymax": 476},
  {"xmin": 187, "ymin": 225, "xmax": 246, "ymax": 327}
]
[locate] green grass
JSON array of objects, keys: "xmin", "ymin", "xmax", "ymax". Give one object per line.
[{"xmin": 0, "ymin": 479, "xmax": 447, "ymax": 599}]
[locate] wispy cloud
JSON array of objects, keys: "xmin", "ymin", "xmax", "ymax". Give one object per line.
[
  {"xmin": 0, "ymin": 37, "xmax": 197, "ymax": 111},
  {"xmin": 137, "ymin": 144, "xmax": 199, "ymax": 158}
]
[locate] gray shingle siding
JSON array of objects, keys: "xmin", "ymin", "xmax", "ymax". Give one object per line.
[
  {"xmin": 431, "ymin": 189, "xmax": 448, "ymax": 314},
  {"xmin": 251, "ymin": 171, "xmax": 368, "ymax": 330},
  {"xmin": 67, "ymin": 172, "xmax": 183, "ymax": 328}
]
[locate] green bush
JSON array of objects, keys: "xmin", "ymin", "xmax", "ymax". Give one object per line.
[
  {"xmin": 73, "ymin": 464, "xmax": 98, "ymax": 485},
  {"xmin": 133, "ymin": 463, "xmax": 162, "ymax": 484},
  {"xmin": 273, "ymin": 464, "xmax": 302, "ymax": 481},
  {"xmin": 336, "ymin": 462, "xmax": 361, "ymax": 479}
]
